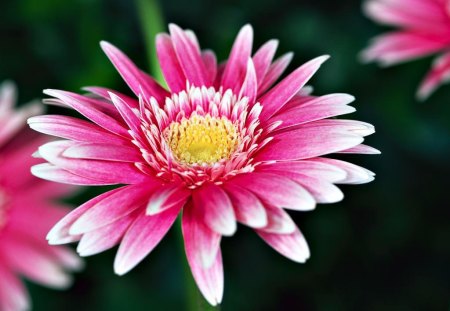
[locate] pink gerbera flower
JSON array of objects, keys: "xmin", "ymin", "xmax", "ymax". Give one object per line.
[
  {"xmin": 362, "ymin": 0, "xmax": 450, "ymax": 99},
  {"xmin": 29, "ymin": 24, "xmax": 377, "ymax": 306},
  {"xmin": 0, "ymin": 82, "xmax": 81, "ymax": 311}
]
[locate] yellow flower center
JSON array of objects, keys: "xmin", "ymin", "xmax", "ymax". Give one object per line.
[{"xmin": 165, "ymin": 114, "xmax": 239, "ymax": 165}]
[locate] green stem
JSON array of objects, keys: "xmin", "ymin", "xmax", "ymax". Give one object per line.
[
  {"xmin": 135, "ymin": 0, "xmax": 166, "ymax": 86},
  {"xmin": 176, "ymin": 217, "xmax": 220, "ymax": 311}
]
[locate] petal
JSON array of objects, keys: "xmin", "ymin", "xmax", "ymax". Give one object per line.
[
  {"xmin": 311, "ymin": 158, "xmax": 375, "ymax": 184},
  {"xmin": 259, "ymin": 204, "xmax": 296, "ymax": 234},
  {"xmin": 252, "ymin": 39, "xmax": 279, "ymax": 85},
  {"xmin": 0, "ymin": 264, "xmax": 29, "ymax": 311},
  {"xmin": 31, "ymin": 163, "xmax": 107, "ymax": 186},
  {"xmin": 202, "ymin": 50, "xmax": 218, "ymax": 83},
  {"xmin": 146, "ymin": 184, "xmax": 191, "ymax": 215},
  {"xmin": 69, "ymin": 184, "xmax": 158, "ymax": 235},
  {"xmin": 221, "ymin": 24, "xmax": 254, "ymax": 93},
  {"xmin": 257, "ymin": 52, "xmax": 293, "ymax": 95},
  {"xmin": 193, "ymin": 184, "xmax": 237, "ymax": 236},
  {"xmin": 238, "ymin": 59, "xmax": 257, "ymax": 104},
  {"xmin": 230, "ymin": 172, "xmax": 316, "ymax": 211},
  {"xmin": 62, "ymin": 143, "xmax": 142, "ymax": 162},
  {"xmin": 259, "ymin": 55, "xmax": 330, "ymax": 122},
  {"xmin": 223, "ymin": 183, "xmax": 268, "ymax": 228},
  {"xmin": 169, "ymin": 24, "xmax": 209, "ymax": 87},
  {"xmin": 417, "ymin": 52, "xmax": 450, "ymax": 100},
  {"xmin": 156, "ymin": 33, "xmax": 187, "ymax": 93},
  {"xmin": 114, "ymin": 206, "xmax": 181, "ymax": 275},
  {"xmin": 100, "ymin": 41, "xmax": 169, "ymax": 102},
  {"xmin": 257, "ymin": 227, "xmax": 310, "ymax": 263},
  {"xmin": 182, "ymin": 202, "xmax": 222, "ymax": 268},
  {"xmin": 183, "ymin": 210, "xmax": 224, "ymax": 306}
]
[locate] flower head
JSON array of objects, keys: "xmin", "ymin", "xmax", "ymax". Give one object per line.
[
  {"xmin": 0, "ymin": 82, "xmax": 82, "ymax": 311},
  {"xmin": 29, "ymin": 24, "xmax": 378, "ymax": 306},
  {"xmin": 362, "ymin": 0, "xmax": 450, "ymax": 99}
]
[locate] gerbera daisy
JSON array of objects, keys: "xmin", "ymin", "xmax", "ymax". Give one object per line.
[
  {"xmin": 29, "ymin": 24, "xmax": 378, "ymax": 306},
  {"xmin": 0, "ymin": 81, "xmax": 81, "ymax": 311},
  {"xmin": 361, "ymin": 0, "xmax": 450, "ymax": 99}
]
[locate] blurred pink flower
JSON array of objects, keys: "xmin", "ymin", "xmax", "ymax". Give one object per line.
[
  {"xmin": 29, "ymin": 24, "xmax": 377, "ymax": 306},
  {"xmin": 0, "ymin": 82, "xmax": 82, "ymax": 311},
  {"xmin": 362, "ymin": 0, "xmax": 450, "ymax": 99}
]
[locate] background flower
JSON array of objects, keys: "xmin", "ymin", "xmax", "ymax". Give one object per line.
[
  {"xmin": 362, "ymin": 0, "xmax": 450, "ymax": 99},
  {"xmin": 0, "ymin": 0, "xmax": 448, "ymax": 310},
  {"xmin": 0, "ymin": 82, "xmax": 82, "ymax": 311}
]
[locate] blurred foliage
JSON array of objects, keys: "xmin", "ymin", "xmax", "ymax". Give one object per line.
[{"xmin": 1, "ymin": 0, "xmax": 449, "ymax": 310}]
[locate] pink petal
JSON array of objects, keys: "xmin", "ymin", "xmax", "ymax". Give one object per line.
[
  {"xmin": 338, "ymin": 144, "xmax": 381, "ymax": 154},
  {"xmin": 77, "ymin": 214, "xmax": 135, "ymax": 256},
  {"xmin": 255, "ymin": 127, "xmax": 364, "ymax": 162},
  {"xmin": 202, "ymin": 50, "xmax": 218, "ymax": 83},
  {"xmin": 62, "ymin": 143, "xmax": 142, "ymax": 162},
  {"xmin": 192, "ymin": 184, "xmax": 237, "ymax": 236},
  {"xmin": 223, "ymin": 183, "xmax": 268, "ymax": 228},
  {"xmin": 100, "ymin": 41, "xmax": 169, "ymax": 102},
  {"xmin": 221, "ymin": 24, "xmax": 254, "ymax": 93},
  {"xmin": 109, "ymin": 92, "xmax": 142, "ymax": 134},
  {"xmin": 238, "ymin": 59, "xmax": 257, "ymax": 104},
  {"xmin": 47, "ymin": 187, "xmax": 125, "ymax": 244},
  {"xmin": 311, "ymin": 158, "xmax": 375, "ymax": 184},
  {"xmin": 146, "ymin": 184, "xmax": 191, "ymax": 215},
  {"xmin": 182, "ymin": 202, "xmax": 222, "ymax": 268},
  {"xmin": 43, "ymin": 89, "xmax": 129, "ymax": 137},
  {"xmin": 252, "ymin": 39, "xmax": 279, "ymax": 85},
  {"xmin": 114, "ymin": 207, "xmax": 181, "ymax": 275},
  {"xmin": 259, "ymin": 55, "xmax": 330, "ymax": 122},
  {"xmin": 31, "ymin": 163, "xmax": 107, "ymax": 186},
  {"xmin": 258, "ymin": 204, "xmax": 296, "ymax": 234},
  {"xmin": 230, "ymin": 172, "xmax": 316, "ymax": 211},
  {"xmin": 69, "ymin": 184, "xmax": 158, "ymax": 235},
  {"xmin": 183, "ymin": 203, "xmax": 224, "ymax": 305},
  {"xmin": 82, "ymin": 86, "xmax": 139, "ymax": 109},
  {"xmin": 169, "ymin": 24, "xmax": 209, "ymax": 87},
  {"xmin": 0, "ymin": 264, "xmax": 29, "ymax": 311},
  {"xmin": 28, "ymin": 115, "xmax": 128, "ymax": 145},
  {"xmin": 257, "ymin": 227, "xmax": 310, "ymax": 263},
  {"xmin": 417, "ymin": 52, "xmax": 450, "ymax": 100},
  {"xmin": 257, "ymin": 52, "xmax": 293, "ymax": 95},
  {"xmin": 156, "ymin": 34, "xmax": 187, "ymax": 93}
]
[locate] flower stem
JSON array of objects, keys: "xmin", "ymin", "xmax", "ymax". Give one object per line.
[
  {"xmin": 135, "ymin": 0, "xmax": 166, "ymax": 86},
  {"xmin": 176, "ymin": 217, "xmax": 220, "ymax": 311}
]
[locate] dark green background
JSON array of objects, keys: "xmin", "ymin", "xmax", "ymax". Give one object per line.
[{"xmin": 1, "ymin": 0, "xmax": 449, "ymax": 310}]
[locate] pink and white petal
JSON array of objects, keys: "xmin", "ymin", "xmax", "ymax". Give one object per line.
[
  {"xmin": 185, "ymin": 244, "xmax": 224, "ymax": 306},
  {"xmin": 221, "ymin": 24, "xmax": 254, "ymax": 93},
  {"xmin": 257, "ymin": 227, "xmax": 310, "ymax": 263},
  {"xmin": 311, "ymin": 158, "xmax": 375, "ymax": 184},
  {"xmin": 223, "ymin": 183, "xmax": 268, "ymax": 229},
  {"xmin": 169, "ymin": 24, "xmax": 209, "ymax": 87},
  {"xmin": 47, "ymin": 187, "xmax": 125, "ymax": 244},
  {"xmin": 252, "ymin": 39, "xmax": 279, "ymax": 85},
  {"xmin": 230, "ymin": 173, "xmax": 316, "ymax": 211},
  {"xmin": 193, "ymin": 184, "xmax": 237, "ymax": 236},
  {"xmin": 31, "ymin": 163, "xmax": 108, "ymax": 186},
  {"xmin": 0, "ymin": 263, "xmax": 29, "ymax": 311},
  {"xmin": 156, "ymin": 34, "xmax": 187, "ymax": 93},
  {"xmin": 146, "ymin": 184, "xmax": 191, "ymax": 215},
  {"xmin": 0, "ymin": 80, "xmax": 16, "ymax": 115},
  {"xmin": 114, "ymin": 206, "xmax": 181, "ymax": 275},
  {"xmin": 258, "ymin": 204, "xmax": 296, "ymax": 234},
  {"xmin": 417, "ymin": 52, "xmax": 450, "ymax": 100},
  {"xmin": 361, "ymin": 31, "xmax": 450, "ymax": 66},
  {"xmin": 182, "ymin": 202, "xmax": 222, "ymax": 268},
  {"xmin": 258, "ymin": 160, "xmax": 347, "ymax": 183},
  {"xmin": 63, "ymin": 143, "xmax": 142, "ymax": 163},
  {"xmin": 256, "ymin": 127, "xmax": 364, "ymax": 162},
  {"xmin": 82, "ymin": 86, "xmax": 139, "ymax": 109},
  {"xmin": 1, "ymin": 237, "xmax": 72, "ymax": 289},
  {"xmin": 202, "ymin": 50, "xmax": 218, "ymax": 83},
  {"xmin": 70, "ymin": 183, "xmax": 158, "ymax": 235},
  {"xmin": 259, "ymin": 55, "xmax": 330, "ymax": 122},
  {"xmin": 272, "ymin": 171, "xmax": 344, "ymax": 204},
  {"xmin": 238, "ymin": 59, "xmax": 257, "ymax": 104},
  {"xmin": 38, "ymin": 140, "xmax": 148, "ymax": 185},
  {"xmin": 109, "ymin": 92, "xmax": 142, "ymax": 134},
  {"xmin": 28, "ymin": 115, "xmax": 128, "ymax": 145},
  {"xmin": 100, "ymin": 41, "xmax": 169, "ymax": 102},
  {"xmin": 77, "ymin": 213, "xmax": 136, "ymax": 257},
  {"xmin": 257, "ymin": 52, "xmax": 293, "ymax": 96},
  {"xmin": 43, "ymin": 90, "xmax": 129, "ymax": 137},
  {"xmin": 337, "ymin": 144, "xmax": 381, "ymax": 154}
]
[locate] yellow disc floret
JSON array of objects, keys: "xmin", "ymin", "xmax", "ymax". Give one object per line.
[{"xmin": 165, "ymin": 114, "xmax": 240, "ymax": 165}]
